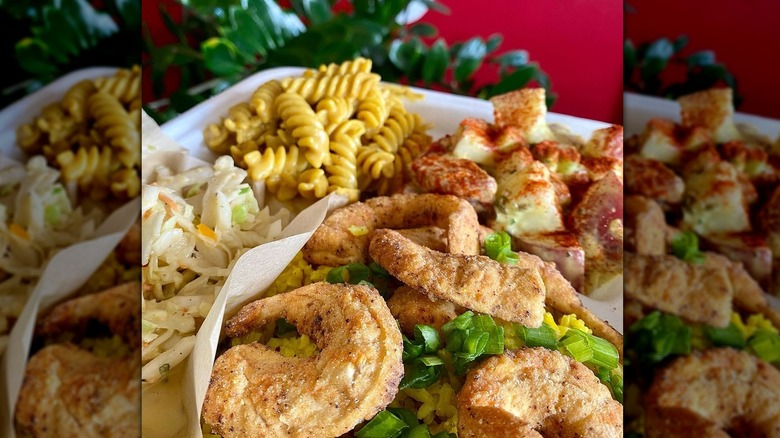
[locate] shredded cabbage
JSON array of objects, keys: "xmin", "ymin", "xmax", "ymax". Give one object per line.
[
  {"xmin": 0, "ymin": 157, "xmax": 103, "ymax": 354},
  {"xmin": 142, "ymin": 156, "xmax": 290, "ymax": 386}
]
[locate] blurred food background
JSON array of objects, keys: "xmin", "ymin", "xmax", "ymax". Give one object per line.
[
  {"xmin": 141, "ymin": 0, "xmax": 622, "ymax": 124},
  {"xmin": 625, "ymin": 0, "xmax": 780, "ymax": 118}
]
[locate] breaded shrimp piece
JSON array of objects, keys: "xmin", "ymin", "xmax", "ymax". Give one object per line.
[
  {"xmin": 396, "ymin": 226, "xmax": 446, "ymax": 252},
  {"xmin": 37, "ymin": 282, "xmax": 141, "ymax": 348},
  {"xmin": 15, "ymin": 345, "xmax": 140, "ymax": 438},
  {"xmin": 387, "ymin": 286, "xmax": 461, "ymax": 334},
  {"xmin": 369, "ymin": 229, "xmax": 545, "ymax": 327},
  {"xmin": 625, "ymin": 195, "xmax": 667, "ymax": 256},
  {"xmin": 15, "ymin": 283, "xmax": 141, "ymax": 438},
  {"xmin": 458, "ymin": 348, "xmax": 623, "ymax": 438},
  {"xmin": 203, "ymin": 283, "xmax": 403, "ymax": 438},
  {"xmin": 645, "ymin": 348, "xmax": 780, "ymax": 438},
  {"xmin": 704, "ymin": 253, "xmax": 780, "ymax": 328},
  {"xmin": 624, "ymin": 253, "xmax": 733, "ymax": 327},
  {"xmin": 624, "ymin": 155, "xmax": 685, "ymax": 204},
  {"xmin": 303, "ymin": 193, "xmax": 480, "ymax": 266},
  {"xmin": 513, "ymin": 251, "xmax": 624, "ymax": 358}
]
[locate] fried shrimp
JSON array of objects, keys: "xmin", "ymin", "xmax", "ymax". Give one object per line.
[
  {"xmin": 303, "ymin": 193, "xmax": 480, "ymax": 266},
  {"xmin": 202, "ymin": 283, "xmax": 403, "ymax": 438},
  {"xmin": 645, "ymin": 348, "xmax": 780, "ymax": 438},
  {"xmin": 514, "ymin": 251, "xmax": 624, "ymax": 359},
  {"xmin": 37, "ymin": 282, "xmax": 141, "ymax": 348},
  {"xmin": 624, "ymin": 253, "xmax": 733, "ymax": 327},
  {"xmin": 387, "ymin": 286, "xmax": 461, "ymax": 334},
  {"xmin": 458, "ymin": 348, "xmax": 623, "ymax": 438},
  {"xmin": 15, "ymin": 283, "xmax": 141, "ymax": 437},
  {"xmin": 369, "ymin": 229, "xmax": 545, "ymax": 327}
]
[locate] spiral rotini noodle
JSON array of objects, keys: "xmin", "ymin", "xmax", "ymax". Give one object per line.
[
  {"xmin": 281, "ymin": 72, "xmax": 381, "ymax": 105},
  {"xmin": 357, "ymin": 145, "xmax": 395, "ymax": 180},
  {"xmin": 297, "ymin": 168, "xmax": 329, "ymax": 199},
  {"xmin": 367, "ymin": 105, "xmax": 418, "ymax": 154},
  {"xmin": 244, "ymin": 145, "xmax": 305, "ymax": 182},
  {"xmin": 304, "ymin": 58, "xmax": 373, "ymax": 78},
  {"xmin": 16, "ymin": 124, "xmax": 43, "ymax": 154},
  {"xmin": 56, "ymin": 146, "xmax": 115, "ymax": 200},
  {"xmin": 204, "ymin": 123, "xmax": 232, "ymax": 155},
  {"xmin": 249, "ymin": 80, "xmax": 284, "ymax": 123},
  {"xmin": 62, "ymin": 80, "xmax": 96, "ymax": 123},
  {"xmin": 89, "ymin": 91, "xmax": 140, "ymax": 168},
  {"xmin": 357, "ymin": 86, "xmax": 389, "ymax": 136},
  {"xmin": 94, "ymin": 65, "xmax": 140, "ymax": 104},
  {"xmin": 230, "ymin": 140, "xmax": 262, "ymax": 168},
  {"xmin": 316, "ymin": 97, "xmax": 356, "ymax": 132},
  {"xmin": 275, "ymin": 92, "xmax": 330, "ymax": 168},
  {"xmin": 111, "ymin": 168, "xmax": 141, "ymax": 199},
  {"xmin": 325, "ymin": 119, "xmax": 364, "ymax": 201}
]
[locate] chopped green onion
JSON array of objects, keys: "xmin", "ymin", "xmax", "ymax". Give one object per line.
[
  {"xmin": 405, "ymin": 425, "xmax": 432, "ymax": 438},
  {"xmin": 629, "ymin": 311, "xmax": 692, "ymax": 365},
  {"xmin": 471, "ymin": 315, "xmax": 504, "ymax": 355},
  {"xmin": 232, "ymin": 203, "xmax": 249, "ymax": 224},
  {"xmin": 369, "ymin": 262, "xmax": 390, "ymax": 279},
  {"xmin": 610, "ymin": 372, "xmax": 624, "ymax": 404},
  {"xmin": 559, "ymin": 330, "xmax": 619, "ymax": 369},
  {"xmin": 414, "ymin": 325, "xmax": 441, "ymax": 353},
  {"xmin": 704, "ymin": 322, "xmax": 746, "ymax": 348},
  {"xmin": 442, "ymin": 311, "xmax": 474, "ymax": 334},
  {"xmin": 444, "ymin": 329, "xmax": 466, "ymax": 353},
  {"xmin": 356, "ymin": 410, "xmax": 408, "ymax": 438},
  {"xmin": 386, "ymin": 408, "xmax": 419, "ymax": 428},
  {"xmin": 327, "ymin": 263, "xmax": 371, "ymax": 285},
  {"xmin": 400, "ymin": 359, "xmax": 442, "ymax": 389},
  {"xmin": 485, "ymin": 231, "xmax": 519, "ymax": 264},
  {"xmin": 463, "ymin": 331, "xmax": 489, "ymax": 355},
  {"xmin": 402, "ymin": 336, "xmax": 424, "ymax": 363},
  {"xmin": 239, "ymin": 186, "xmax": 250, "ymax": 195},
  {"xmin": 418, "ymin": 355, "xmax": 444, "ymax": 367},
  {"xmin": 517, "ymin": 323, "xmax": 558, "ymax": 350},
  {"xmin": 275, "ymin": 318, "xmax": 298, "ymax": 337},
  {"xmin": 748, "ymin": 330, "xmax": 780, "ymax": 363},
  {"xmin": 159, "ymin": 363, "xmax": 170, "ymax": 377},
  {"xmin": 670, "ymin": 231, "xmax": 705, "ymax": 264}
]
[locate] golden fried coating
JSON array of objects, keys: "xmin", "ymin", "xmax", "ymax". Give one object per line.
[
  {"xmin": 458, "ymin": 348, "xmax": 623, "ymax": 438},
  {"xmin": 624, "ymin": 253, "xmax": 733, "ymax": 327},
  {"xmin": 387, "ymin": 286, "xmax": 461, "ymax": 334},
  {"xmin": 369, "ymin": 229, "xmax": 545, "ymax": 327},
  {"xmin": 645, "ymin": 348, "xmax": 780, "ymax": 438},
  {"xmin": 203, "ymin": 283, "xmax": 403, "ymax": 438}
]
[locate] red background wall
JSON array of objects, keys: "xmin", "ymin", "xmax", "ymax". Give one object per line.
[
  {"xmin": 626, "ymin": 0, "xmax": 780, "ymax": 119},
  {"xmin": 142, "ymin": 0, "xmax": 624, "ymax": 124}
]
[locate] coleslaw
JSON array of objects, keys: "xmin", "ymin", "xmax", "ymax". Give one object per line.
[{"xmin": 141, "ymin": 155, "xmax": 290, "ymax": 386}]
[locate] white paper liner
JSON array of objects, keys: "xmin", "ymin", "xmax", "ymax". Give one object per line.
[
  {"xmin": 0, "ymin": 197, "xmax": 140, "ymax": 437},
  {"xmin": 0, "ymin": 67, "xmax": 138, "ymax": 437}
]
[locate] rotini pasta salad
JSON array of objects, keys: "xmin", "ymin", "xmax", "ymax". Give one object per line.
[
  {"xmin": 202, "ymin": 57, "xmax": 431, "ymax": 209},
  {"xmin": 141, "ymin": 155, "xmax": 291, "ymax": 387}
]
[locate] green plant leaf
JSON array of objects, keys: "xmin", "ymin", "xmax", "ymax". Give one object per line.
[
  {"xmin": 454, "ymin": 37, "xmax": 486, "ymax": 83},
  {"xmin": 106, "ymin": 0, "xmax": 140, "ymax": 29},
  {"xmin": 644, "ymin": 38, "xmax": 674, "ymax": 61},
  {"xmin": 15, "ymin": 38, "xmax": 58, "ymax": 76},
  {"xmin": 409, "ymin": 22, "xmax": 437, "ymax": 37},
  {"xmin": 201, "ymin": 37, "xmax": 245, "ymax": 76},
  {"xmin": 179, "ymin": 0, "xmax": 240, "ymax": 21},
  {"xmin": 673, "ymin": 34, "xmax": 689, "ymax": 52},
  {"xmin": 686, "ymin": 50, "xmax": 715, "ymax": 67},
  {"xmin": 301, "ymin": 0, "xmax": 333, "ymax": 25},
  {"xmin": 417, "ymin": 0, "xmax": 452, "ymax": 15},
  {"xmin": 489, "ymin": 64, "xmax": 538, "ymax": 95},
  {"xmin": 349, "ymin": 18, "xmax": 387, "ymax": 47},
  {"xmin": 624, "ymin": 40, "xmax": 636, "ymax": 81},
  {"xmin": 485, "ymin": 33, "xmax": 502, "ymax": 53},
  {"xmin": 389, "ymin": 37, "xmax": 425, "ymax": 73},
  {"xmin": 422, "ymin": 38, "xmax": 448, "ymax": 85}
]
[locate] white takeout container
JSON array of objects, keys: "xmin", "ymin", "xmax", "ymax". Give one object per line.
[
  {"xmin": 0, "ymin": 67, "xmax": 140, "ymax": 437},
  {"xmin": 624, "ymin": 91, "xmax": 780, "ymax": 311}
]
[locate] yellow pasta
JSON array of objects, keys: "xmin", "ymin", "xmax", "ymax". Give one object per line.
[
  {"xmin": 249, "ymin": 80, "xmax": 284, "ymax": 122},
  {"xmin": 281, "ymin": 72, "xmax": 381, "ymax": 105},
  {"xmin": 62, "ymin": 79, "xmax": 96, "ymax": 123},
  {"xmin": 274, "ymin": 92, "xmax": 330, "ymax": 168},
  {"xmin": 94, "ymin": 65, "xmax": 141, "ymax": 104},
  {"xmin": 14, "ymin": 67, "xmax": 141, "ymax": 202},
  {"xmin": 202, "ymin": 58, "xmax": 429, "ymax": 204}
]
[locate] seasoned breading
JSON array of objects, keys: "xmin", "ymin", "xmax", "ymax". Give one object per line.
[
  {"xmin": 396, "ymin": 226, "xmax": 447, "ymax": 253},
  {"xmin": 15, "ymin": 283, "xmax": 141, "ymax": 438},
  {"xmin": 624, "ymin": 155, "xmax": 685, "ymax": 204},
  {"xmin": 625, "ymin": 196, "xmax": 667, "ymax": 255},
  {"xmin": 458, "ymin": 348, "xmax": 623, "ymax": 438},
  {"xmin": 410, "ymin": 154, "xmax": 498, "ymax": 206},
  {"xmin": 203, "ymin": 283, "xmax": 403, "ymax": 438},
  {"xmin": 369, "ymin": 229, "xmax": 546, "ymax": 327},
  {"xmin": 14, "ymin": 344, "xmax": 140, "ymax": 438},
  {"xmin": 703, "ymin": 253, "xmax": 780, "ymax": 328},
  {"xmin": 387, "ymin": 286, "xmax": 461, "ymax": 334},
  {"xmin": 624, "ymin": 253, "xmax": 733, "ymax": 327},
  {"xmin": 645, "ymin": 348, "xmax": 780, "ymax": 438},
  {"xmin": 303, "ymin": 193, "xmax": 480, "ymax": 266}
]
